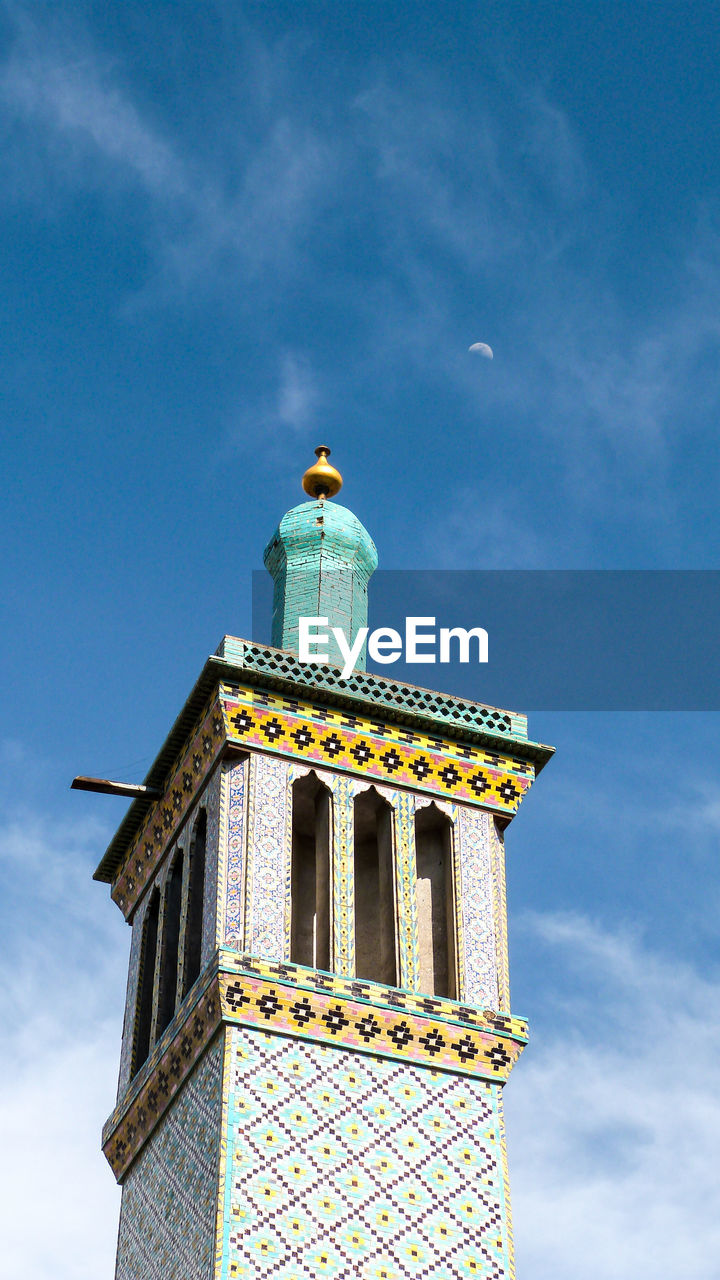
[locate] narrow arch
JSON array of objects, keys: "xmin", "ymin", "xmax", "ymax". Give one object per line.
[
  {"xmin": 133, "ymin": 887, "xmax": 160, "ymax": 1077},
  {"xmin": 183, "ymin": 809, "xmax": 207, "ymax": 997},
  {"xmin": 353, "ymin": 788, "xmax": 396, "ymax": 985},
  {"xmin": 291, "ymin": 772, "xmax": 331, "ymax": 969},
  {"xmin": 157, "ymin": 849, "xmax": 184, "ymax": 1036},
  {"xmin": 414, "ymin": 802, "xmax": 457, "ymax": 998}
]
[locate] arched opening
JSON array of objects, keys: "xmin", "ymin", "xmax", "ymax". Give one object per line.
[
  {"xmin": 414, "ymin": 803, "xmax": 456, "ymax": 998},
  {"xmin": 183, "ymin": 809, "xmax": 206, "ymax": 997},
  {"xmin": 133, "ymin": 887, "xmax": 160, "ymax": 1077},
  {"xmin": 157, "ymin": 849, "xmax": 184, "ymax": 1036},
  {"xmin": 291, "ymin": 773, "xmax": 331, "ymax": 969},
  {"xmin": 353, "ymin": 788, "xmax": 396, "ymax": 985}
]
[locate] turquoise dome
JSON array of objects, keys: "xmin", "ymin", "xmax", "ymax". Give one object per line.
[{"xmin": 264, "ymin": 499, "xmax": 378, "ymax": 671}]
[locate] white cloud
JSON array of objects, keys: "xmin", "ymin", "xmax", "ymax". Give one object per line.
[
  {"xmin": 507, "ymin": 913, "xmax": 720, "ymax": 1279},
  {"xmin": 0, "ymin": 806, "xmax": 126, "ymax": 1280},
  {"xmin": 0, "ymin": 18, "xmax": 335, "ymax": 296},
  {"xmin": 0, "ymin": 47, "xmax": 187, "ymax": 197},
  {"xmin": 227, "ymin": 348, "xmax": 322, "ymax": 465},
  {"xmin": 277, "ymin": 351, "xmax": 318, "ymax": 432},
  {"xmin": 419, "ymin": 490, "xmax": 553, "ymax": 568}
]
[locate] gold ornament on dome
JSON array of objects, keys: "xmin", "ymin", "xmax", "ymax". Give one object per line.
[{"xmin": 302, "ymin": 446, "xmax": 343, "ymax": 499}]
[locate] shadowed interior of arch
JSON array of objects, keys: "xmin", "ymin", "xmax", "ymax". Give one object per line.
[
  {"xmin": 183, "ymin": 809, "xmax": 207, "ymax": 998},
  {"xmin": 291, "ymin": 773, "xmax": 331, "ymax": 969},
  {"xmin": 354, "ymin": 788, "xmax": 397, "ymax": 986},
  {"xmin": 132, "ymin": 886, "xmax": 160, "ymax": 1078}
]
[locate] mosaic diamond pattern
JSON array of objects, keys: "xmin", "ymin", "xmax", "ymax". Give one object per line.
[
  {"xmin": 220, "ymin": 1026, "xmax": 512, "ymax": 1280},
  {"xmin": 221, "ymin": 685, "xmax": 533, "ymax": 823},
  {"xmin": 116, "ymin": 1037, "xmax": 222, "ymax": 1280}
]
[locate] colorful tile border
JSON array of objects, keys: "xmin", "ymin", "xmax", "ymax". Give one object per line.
[
  {"xmin": 221, "ymin": 952, "xmax": 527, "ymax": 1042},
  {"xmin": 218, "ymin": 971, "xmax": 524, "ymax": 1084},
  {"xmin": 456, "ymin": 807, "xmax": 499, "ymax": 1008},
  {"xmin": 221, "ymin": 758, "xmax": 247, "ymax": 949},
  {"xmin": 109, "ymin": 678, "xmax": 535, "ymax": 922},
  {"xmin": 103, "ymin": 952, "xmax": 528, "ymax": 1183},
  {"xmin": 220, "ymin": 683, "xmax": 534, "ymax": 818},
  {"xmin": 244, "ymin": 755, "xmax": 291, "ymax": 960},
  {"xmin": 104, "ymin": 976, "xmax": 220, "ymax": 1181},
  {"xmin": 394, "ymin": 791, "xmax": 420, "ymax": 992},
  {"xmin": 490, "ymin": 818, "xmax": 511, "ymax": 1014},
  {"xmin": 111, "ymin": 698, "xmax": 226, "ymax": 917}
]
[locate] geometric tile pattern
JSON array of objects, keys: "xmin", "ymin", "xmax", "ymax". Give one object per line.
[
  {"xmin": 223, "ymin": 758, "xmax": 247, "ymax": 949},
  {"xmin": 202, "ymin": 770, "xmax": 222, "ymax": 969},
  {"xmin": 112, "ymin": 697, "xmax": 226, "ymax": 917},
  {"xmin": 104, "ymin": 973, "xmax": 220, "ymax": 1182},
  {"xmin": 103, "ymin": 951, "xmax": 527, "ymax": 1183},
  {"xmin": 455, "ymin": 808, "xmax": 499, "ymax": 1008},
  {"xmin": 107, "ymin": 679, "xmax": 538, "ymax": 923},
  {"xmin": 223, "ymin": 953, "xmax": 527, "ymax": 1043},
  {"xmin": 221, "ymin": 683, "xmax": 534, "ymax": 819},
  {"xmin": 218, "ymin": 635, "xmax": 528, "ymax": 739},
  {"xmin": 218, "ymin": 1025, "xmax": 513, "ymax": 1280},
  {"xmin": 219, "ymin": 970, "xmax": 525, "ymax": 1083},
  {"xmin": 244, "ymin": 754, "xmax": 291, "ymax": 960},
  {"xmin": 332, "ymin": 772, "xmax": 358, "ymax": 978},
  {"xmin": 394, "ymin": 790, "xmax": 421, "ymax": 991},
  {"xmin": 489, "ymin": 820, "xmax": 511, "ymax": 1013},
  {"xmin": 115, "ymin": 1034, "xmax": 223, "ymax": 1280}
]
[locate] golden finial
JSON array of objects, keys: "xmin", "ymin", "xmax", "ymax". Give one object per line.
[{"xmin": 302, "ymin": 445, "xmax": 343, "ymax": 499}]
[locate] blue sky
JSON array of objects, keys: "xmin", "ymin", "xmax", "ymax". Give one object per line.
[{"xmin": 2, "ymin": 3, "xmax": 720, "ymax": 1277}]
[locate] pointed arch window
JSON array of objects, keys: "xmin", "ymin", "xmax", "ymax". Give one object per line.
[
  {"xmin": 157, "ymin": 849, "xmax": 184, "ymax": 1037},
  {"xmin": 291, "ymin": 773, "xmax": 331, "ymax": 969},
  {"xmin": 183, "ymin": 809, "xmax": 206, "ymax": 998},
  {"xmin": 132, "ymin": 887, "xmax": 160, "ymax": 1078},
  {"xmin": 353, "ymin": 788, "xmax": 396, "ymax": 985},
  {"xmin": 414, "ymin": 803, "xmax": 457, "ymax": 998}
]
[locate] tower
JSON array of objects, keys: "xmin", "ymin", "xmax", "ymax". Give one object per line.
[{"xmin": 92, "ymin": 447, "xmax": 553, "ymax": 1280}]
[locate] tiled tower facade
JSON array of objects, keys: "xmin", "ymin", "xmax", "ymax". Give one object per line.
[{"xmin": 95, "ymin": 465, "xmax": 552, "ymax": 1280}]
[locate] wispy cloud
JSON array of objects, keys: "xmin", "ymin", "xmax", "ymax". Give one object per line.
[
  {"xmin": 227, "ymin": 348, "xmax": 322, "ymax": 465},
  {"xmin": 0, "ymin": 805, "xmax": 125, "ymax": 1279},
  {"xmin": 0, "ymin": 15, "xmax": 335, "ymax": 295},
  {"xmin": 0, "ymin": 45, "xmax": 187, "ymax": 197},
  {"xmin": 508, "ymin": 912, "xmax": 720, "ymax": 1279},
  {"xmin": 276, "ymin": 351, "xmax": 319, "ymax": 432}
]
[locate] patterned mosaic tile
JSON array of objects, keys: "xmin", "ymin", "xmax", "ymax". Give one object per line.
[
  {"xmin": 223, "ymin": 953, "xmax": 526, "ymax": 1042},
  {"xmin": 455, "ymin": 808, "xmax": 499, "ymax": 1008},
  {"xmin": 202, "ymin": 771, "xmax": 222, "ymax": 970},
  {"xmin": 105, "ymin": 975, "xmax": 220, "ymax": 1181},
  {"xmin": 104, "ymin": 956, "xmax": 526, "ymax": 1184},
  {"xmin": 244, "ymin": 755, "xmax": 291, "ymax": 960},
  {"xmin": 108, "ymin": 677, "xmax": 534, "ymax": 925},
  {"xmin": 395, "ymin": 791, "xmax": 421, "ymax": 991},
  {"xmin": 218, "ymin": 1026, "xmax": 514, "ymax": 1280},
  {"xmin": 222, "ymin": 758, "xmax": 247, "ymax": 950},
  {"xmin": 331, "ymin": 772, "xmax": 356, "ymax": 977},
  {"xmin": 115, "ymin": 1035, "xmax": 222, "ymax": 1280},
  {"xmin": 218, "ymin": 970, "xmax": 524, "ymax": 1083},
  {"xmin": 112, "ymin": 698, "xmax": 226, "ymax": 918},
  {"xmin": 220, "ymin": 684, "xmax": 534, "ymax": 817},
  {"xmin": 489, "ymin": 820, "xmax": 511, "ymax": 1014}
]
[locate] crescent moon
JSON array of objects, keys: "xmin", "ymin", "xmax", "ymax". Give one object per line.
[{"xmin": 469, "ymin": 342, "xmax": 493, "ymax": 358}]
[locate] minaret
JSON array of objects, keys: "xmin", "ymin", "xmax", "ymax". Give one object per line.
[{"xmin": 92, "ymin": 448, "xmax": 553, "ymax": 1280}]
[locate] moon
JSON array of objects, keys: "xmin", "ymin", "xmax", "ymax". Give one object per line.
[{"xmin": 469, "ymin": 342, "xmax": 493, "ymax": 358}]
